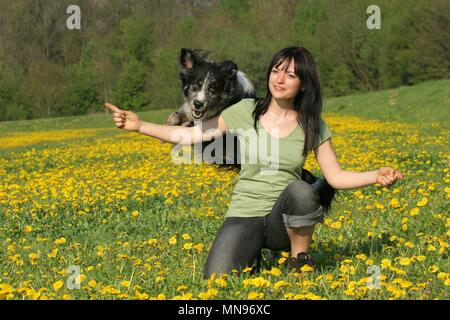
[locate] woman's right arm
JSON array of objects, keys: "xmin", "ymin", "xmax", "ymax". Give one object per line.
[{"xmin": 105, "ymin": 103, "xmax": 229, "ymax": 146}]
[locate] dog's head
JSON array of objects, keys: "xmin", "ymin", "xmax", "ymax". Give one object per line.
[{"xmin": 179, "ymin": 48, "xmax": 239, "ymax": 121}]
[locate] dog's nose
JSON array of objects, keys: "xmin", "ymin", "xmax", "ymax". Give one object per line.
[{"xmin": 193, "ymin": 100, "xmax": 204, "ymax": 110}]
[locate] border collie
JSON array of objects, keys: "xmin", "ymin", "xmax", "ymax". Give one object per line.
[
  {"xmin": 165, "ymin": 48, "xmax": 256, "ymax": 166},
  {"xmin": 166, "ymin": 48, "xmax": 257, "ymax": 126}
]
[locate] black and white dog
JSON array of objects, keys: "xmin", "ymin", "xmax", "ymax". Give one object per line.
[
  {"xmin": 166, "ymin": 48, "xmax": 257, "ymax": 127},
  {"xmin": 166, "ymin": 48, "xmax": 256, "ymax": 166}
]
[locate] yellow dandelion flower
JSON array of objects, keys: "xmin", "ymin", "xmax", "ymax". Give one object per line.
[
  {"xmin": 437, "ymin": 273, "xmax": 447, "ymax": 281},
  {"xmin": 53, "ymin": 280, "xmax": 64, "ymax": 291},
  {"xmin": 214, "ymin": 278, "xmax": 227, "ymax": 288},
  {"xmin": 404, "ymin": 242, "xmax": 415, "ymax": 248},
  {"xmin": 269, "ymin": 267, "xmax": 282, "ymax": 277},
  {"xmin": 381, "ymin": 259, "xmax": 392, "ymax": 269},
  {"xmin": 193, "ymin": 243, "xmax": 204, "ymax": 252},
  {"xmin": 54, "ymin": 237, "xmax": 66, "ymax": 245},
  {"xmin": 415, "ymin": 255, "xmax": 426, "ymax": 262},
  {"xmin": 24, "ymin": 226, "xmax": 33, "ymax": 233},
  {"xmin": 168, "ymin": 236, "xmax": 177, "ymax": 245},
  {"xmin": 88, "ymin": 279, "xmax": 97, "ymax": 288},
  {"xmin": 120, "ymin": 281, "xmax": 131, "ymax": 287},
  {"xmin": 409, "ymin": 208, "xmax": 420, "ymax": 216},
  {"xmin": 429, "ymin": 265, "xmax": 439, "ymax": 273},
  {"xmin": 356, "ymin": 254, "xmax": 367, "ymax": 261},
  {"xmin": 248, "ymin": 292, "xmax": 264, "ymax": 300},
  {"xmin": 399, "ymin": 258, "xmax": 411, "ymax": 266},
  {"xmin": 131, "ymin": 211, "xmax": 139, "ymax": 218},
  {"xmin": 176, "ymin": 285, "xmax": 188, "ymax": 292},
  {"xmin": 182, "ymin": 234, "xmax": 191, "ymax": 240},
  {"xmin": 183, "ymin": 243, "xmax": 193, "ymax": 250},
  {"xmin": 330, "ymin": 221, "xmax": 342, "ymax": 230},
  {"xmin": 278, "ymin": 257, "xmax": 287, "ymax": 264},
  {"xmin": 417, "ymin": 197, "xmax": 428, "ymax": 207},
  {"xmin": 301, "ymin": 265, "xmax": 314, "ymax": 273},
  {"xmin": 445, "ymin": 279, "xmax": 450, "ymax": 286},
  {"xmin": 273, "ymin": 280, "xmax": 291, "ymax": 289}
]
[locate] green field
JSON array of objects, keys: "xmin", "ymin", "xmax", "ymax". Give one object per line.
[{"xmin": 0, "ymin": 79, "xmax": 449, "ymax": 300}]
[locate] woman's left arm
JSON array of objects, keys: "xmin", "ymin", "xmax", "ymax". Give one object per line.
[{"xmin": 314, "ymin": 138, "xmax": 404, "ymax": 190}]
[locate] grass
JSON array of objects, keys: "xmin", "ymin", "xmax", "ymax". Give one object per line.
[{"xmin": 0, "ymin": 79, "xmax": 449, "ymax": 300}]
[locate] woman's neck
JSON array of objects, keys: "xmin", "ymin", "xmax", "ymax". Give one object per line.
[{"xmin": 269, "ymin": 98, "xmax": 296, "ymax": 118}]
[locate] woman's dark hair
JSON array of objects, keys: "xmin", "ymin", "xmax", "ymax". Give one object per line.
[{"xmin": 252, "ymin": 46, "xmax": 323, "ymax": 157}]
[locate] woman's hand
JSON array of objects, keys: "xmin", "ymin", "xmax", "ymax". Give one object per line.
[
  {"xmin": 105, "ymin": 103, "xmax": 142, "ymax": 132},
  {"xmin": 376, "ymin": 167, "xmax": 404, "ymax": 187}
]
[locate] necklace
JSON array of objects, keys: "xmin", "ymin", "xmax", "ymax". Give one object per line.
[{"xmin": 264, "ymin": 110, "xmax": 297, "ymax": 127}]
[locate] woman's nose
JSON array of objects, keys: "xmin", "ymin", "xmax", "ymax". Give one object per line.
[{"xmin": 276, "ymin": 72, "xmax": 285, "ymax": 83}]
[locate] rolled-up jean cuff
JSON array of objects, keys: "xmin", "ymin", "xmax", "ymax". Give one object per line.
[{"xmin": 282, "ymin": 206, "xmax": 324, "ymax": 228}]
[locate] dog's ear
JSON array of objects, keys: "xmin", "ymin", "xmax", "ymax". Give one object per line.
[
  {"xmin": 180, "ymin": 48, "xmax": 195, "ymax": 71},
  {"xmin": 219, "ymin": 60, "xmax": 238, "ymax": 79}
]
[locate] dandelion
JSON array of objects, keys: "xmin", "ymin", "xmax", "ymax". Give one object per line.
[
  {"xmin": 404, "ymin": 242, "xmax": 415, "ymax": 248},
  {"xmin": 54, "ymin": 237, "xmax": 66, "ymax": 245},
  {"xmin": 88, "ymin": 279, "xmax": 97, "ymax": 288},
  {"xmin": 356, "ymin": 254, "xmax": 367, "ymax": 261},
  {"xmin": 176, "ymin": 285, "xmax": 188, "ymax": 292},
  {"xmin": 214, "ymin": 278, "xmax": 227, "ymax": 288},
  {"xmin": 183, "ymin": 243, "xmax": 193, "ymax": 250},
  {"xmin": 24, "ymin": 226, "xmax": 33, "ymax": 233},
  {"xmin": 410, "ymin": 208, "xmax": 420, "ymax": 216},
  {"xmin": 381, "ymin": 259, "xmax": 392, "ymax": 269},
  {"xmin": 131, "ymin": 210, "xmax": 139, "ymax": 218},
  {"xmin": 28, "ymin": 253, "xmax": 38, "ymax": 265},
  {"xmin": 53, "ymin": 281, "xmax": 64, "ymax": 291},
  {"xmin": 168, "ymin": 236, "xmax": 177, "ymax": 245},
  {"xmin": 399, "ymin": 258, "xmax": 411, "ymax": 266},
  {"xmin": 182, "ymin": 234, "xmax": 191, "ymax": 240},
  {"xmin": 417, "ymin": 198, "xmax": 428, "ymax": 207},
  {"xmin": 193, "ymin": 243, "xmax": 204, "ymax": 252},
  {"xmin": 301, "ymin": 265, "xmax": 314, "ymax": 273},
  {"xmin": 269, "ymin": 267, "xmax": 282, "ymax": 277},
  {"xmin": 248, "ymin": 292, "xmax": 264, "ymax": 300},
  {"xmin": 120, "ymin": 281, "xmax": 131, "ymax": 287}
]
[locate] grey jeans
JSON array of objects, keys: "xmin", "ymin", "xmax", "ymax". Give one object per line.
[{"xmin": 203, "ymin": 179, "xmax": 324, "ymax": 279}]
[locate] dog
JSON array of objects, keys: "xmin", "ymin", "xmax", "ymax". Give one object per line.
[
  {"xmin": 165, "ymin": 48, "xmax": 337, "ymax": 213},
  {"xmin": 166, "ymin": 48, "xmax": 257, "ymax": 127},
  {"xmin": 166, "ymin": 48, "xmax": 256, "ymax": 166}
]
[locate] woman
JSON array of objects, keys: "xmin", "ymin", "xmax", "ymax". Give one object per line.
[{"xmin": 105, "ymin": 46, "xmax": 404, "ymax": 279}]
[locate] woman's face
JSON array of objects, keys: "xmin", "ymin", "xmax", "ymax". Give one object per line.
[{"xmin": 268, "ymin": 58, "xmax": 301, "ymax": 102}]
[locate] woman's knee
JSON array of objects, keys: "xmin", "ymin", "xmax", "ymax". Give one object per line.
[
  {"xmin": 283, "ymin": 180, "xmax": 321, "ymax": 213},
  {"xmin": 280, "ymin": 180, "xmax": 324, "ymax": 228}
]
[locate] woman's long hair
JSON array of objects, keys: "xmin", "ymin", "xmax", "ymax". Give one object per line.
[{"xmin": 252, "ymin": 46, "xmax": 323, "ymax": 158}]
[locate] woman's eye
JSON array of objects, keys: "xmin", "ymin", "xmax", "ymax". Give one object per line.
[
  {"xmin": 288, "ymin": 74, "xmax": 296, "ymax": 79},
  {"xmin": 271, "ymin": 69, "xmax": 279, "ymax": 74}
]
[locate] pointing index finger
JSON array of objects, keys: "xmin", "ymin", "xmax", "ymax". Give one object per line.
[{"xmin": 105, "ymin": 103, "xmax": 122, "ymax": 113}]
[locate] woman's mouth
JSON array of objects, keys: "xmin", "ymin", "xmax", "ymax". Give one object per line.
[
  {"xmin": 274, "ymin": 85, "xmax": 285, "ymax": 91},
  {"xmin": 192, "ymin": 109, "xmax": 204, "ymax": 119}
]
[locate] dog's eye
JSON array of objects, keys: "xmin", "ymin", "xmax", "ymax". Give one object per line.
[
  {"xmin": 192, "ymin": 84, "xmax": 201, "ymax": 91},
  {"xmin": 208, "ymin": 87, "xmax": 215, "ymax": 93}
]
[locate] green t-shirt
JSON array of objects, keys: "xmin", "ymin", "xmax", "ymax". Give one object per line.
[{"xmin": 220, "ymin": 98, "xmax": 332, "ymax": 218}]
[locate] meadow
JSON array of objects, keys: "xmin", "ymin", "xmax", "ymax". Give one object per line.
[{"xmin": 0, "ymin": 80, "xmax": 448, "ymax": 300}]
